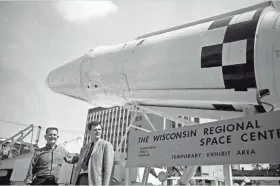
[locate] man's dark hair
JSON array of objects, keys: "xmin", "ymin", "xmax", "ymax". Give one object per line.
[
  {"xmin": 45, "ymin": 127, "xmax": 58, "ymax": 134},
  {"xmin": 87, "ymin": 121, "xmax": 102, "ymax": 131}
]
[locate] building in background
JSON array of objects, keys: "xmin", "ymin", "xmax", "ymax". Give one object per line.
[
  {"xmin": 84, "ymin": 106, "xmax": 132, "ymax": 153},
  {"xmin": 83, "ymin": 106, "xmax": 174, "ymax": 152}
]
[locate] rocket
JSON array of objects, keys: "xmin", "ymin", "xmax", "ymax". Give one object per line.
[{"xmin": 46, "ymin": 2, "xmax": 280, "ymax": 118}]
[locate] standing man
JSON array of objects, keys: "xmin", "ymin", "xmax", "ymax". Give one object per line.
[
  {"xmin": 73, "ymin": 121, "xmax": 114, "ymax": 185},
  {"xmin": 25, "ymin": 127, "xmax": 79, "ymax": 185}
]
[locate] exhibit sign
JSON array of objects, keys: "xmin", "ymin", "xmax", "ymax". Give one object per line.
[{"xmin": 127, "ymin": 111, "xmax": 280, "ymax": 167}]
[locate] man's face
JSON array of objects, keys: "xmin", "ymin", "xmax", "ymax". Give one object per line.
[
  {"xmin": 90, "ymin": 125, "xmax": 102, "ymax": 140},
  {"xmin": 45, "ymin": 129, "xmax": 58, "ymax": 145}
]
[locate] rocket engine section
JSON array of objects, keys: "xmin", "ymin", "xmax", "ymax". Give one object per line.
[{"xmin": 46, "ymin": 6, "xmax": 280, "ymax": 112}]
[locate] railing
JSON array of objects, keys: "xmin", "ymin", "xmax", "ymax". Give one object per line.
[{"xmin": 232, "ymin": 168, "xmax": 280, "ymax": 177}]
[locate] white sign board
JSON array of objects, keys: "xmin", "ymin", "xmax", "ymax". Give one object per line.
[{"xmin": 127, "ymin": 111, "xmax": 280, "ymax": 167}]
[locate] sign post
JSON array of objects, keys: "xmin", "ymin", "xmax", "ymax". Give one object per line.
[
  {"xmin": 223, "ymin": 165, "xmax": 233, "ymax": 186},
  {"xmin": 224, "ymin": 106, "xmax": 258, "ymax": 186},
  {"xmin": 223, "ymin": 106, "xmax": 258, "ymax": 186}
]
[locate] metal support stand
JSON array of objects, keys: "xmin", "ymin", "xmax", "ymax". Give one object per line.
[
  {"xmin": 125, "ymin": 168, "xmax": 130, "ymax": 185},
  {"xmin": 223, "ymin": 165, "xmax": 233, "ymax": 186},
  {"xmin": 178, "ymin": 166, "xmax": 198, "ymax": 185},
  {"xmin": 214, "ymin": 179, "xmax": 219, "ymax": 186},
  {"xmin": 122, "ymin": 104, "xmax": 256, "ymax": 186},
  {"xmin": 141, "ymin": 167, "xmax": 151, "ymax": 185}
]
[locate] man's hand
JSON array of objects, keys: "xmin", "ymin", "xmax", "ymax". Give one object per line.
[
  {"xmin": 63, "ymin": 153, "xmax": 79, "ymax": 164},
  {"xmin": 63, "ymin": 156, "xmax": 71, "ymax": 163}
]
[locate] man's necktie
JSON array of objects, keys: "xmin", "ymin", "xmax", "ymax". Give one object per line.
[{"xmin": 82, "ymin": 142, "xmax": 94, "ymax": 169}]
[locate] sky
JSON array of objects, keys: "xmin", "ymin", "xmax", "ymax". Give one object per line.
[{"xmin": 0, "ymin": 0, "xmax": 274, "ymax": 152}]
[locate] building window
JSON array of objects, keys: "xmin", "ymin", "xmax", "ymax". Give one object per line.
[{"xmin": 171, "ymin": 121, "xmax": 176, "ymax": 128}]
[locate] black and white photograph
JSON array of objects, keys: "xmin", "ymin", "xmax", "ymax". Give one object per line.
[{"xmin": 1, "ymin": 0, "xmax": 280, "ymax": 185}]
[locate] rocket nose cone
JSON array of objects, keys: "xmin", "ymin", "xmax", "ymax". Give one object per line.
[
  {"xmin": 45, "ymin": 73, "xmax": 50, "ymax": 88},
  {"xmin": 44, "ymin": 55, "xmax": 93, "ymax": 103},
  {"xmin": 45, "ymin": 70, "xmax": 57, "ymax": 90}
]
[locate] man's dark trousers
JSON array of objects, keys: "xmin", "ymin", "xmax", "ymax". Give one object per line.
[{"xmin": 31, "ymin": 176, "xmax": 58, "ymax": 185}]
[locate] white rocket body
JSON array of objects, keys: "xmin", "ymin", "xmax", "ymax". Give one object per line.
[{"xmin": 46, "ymin": 5, "xmax": 280, "ymax": 113}]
